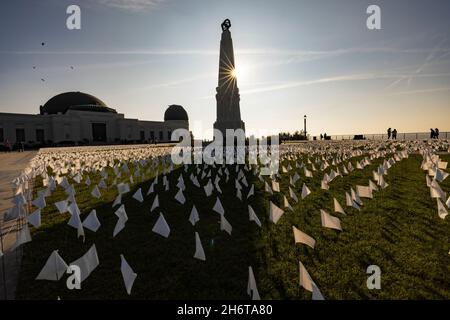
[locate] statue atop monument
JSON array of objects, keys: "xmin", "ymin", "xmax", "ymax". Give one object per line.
[
  {"xmin": 214, "ymin": 19, "xmax": 246, "ymax": 137},
  {"xmin": 221, "ymin": 19, "xmax": 231, "ymax": 31}
]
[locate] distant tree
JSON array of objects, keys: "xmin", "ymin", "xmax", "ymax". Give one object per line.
[{"xmin": 279, "ymin": 130, "xmax": 308, "ymax": 142}]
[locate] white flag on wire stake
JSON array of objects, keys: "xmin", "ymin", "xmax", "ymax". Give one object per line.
[
  {"xmin": 247, "ymin": 266, "xmax": 261, "ymax": 300},
  {"xmin": 152, "ymin": 213, "xmax": 170, "ymax": 238},
  {"xmin": 193, "ymin": 232, "xmax": 206, "ymax": 261},
  {"xmin": 36, "ymin": 250, "xmax": 68, "ymax": 281},
  {"xmin": 120, "ymin": 254, "xmax": 137, "ymax": 295}
]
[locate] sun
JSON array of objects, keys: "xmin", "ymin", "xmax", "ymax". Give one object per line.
[{"xmin": 230, "ymin": 66, "xmax": 246, "ymax": 80}]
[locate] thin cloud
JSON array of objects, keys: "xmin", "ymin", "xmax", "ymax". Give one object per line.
[
  {"xmin": 2, "ymin": 46, "xmax": 449, "ymax": 58},
  {"xmin": 390, "ymin": 87, "xmax": 450, "ymax": 96},
  {"xmin": 134, "ymin": 73, "xmax": 215, "ymax": 91},
  {"xmin": 236, "ymin": 47, "xmax": 450, "ymax": 57},
  {"xmin": 386, "ymin": 36, "xmax": 450, "ymax": 89},
  {"xmin": 406, "ymin": 37, "xmax": 448, "ymax": 87},
  {"xmin": 239, "ymin": 74, "xmax": 378, "ymax": 96},
  {"xmin": 32, "ymin": 59, "xmax": 157, "ymax": 73},
  {"xmin": 198, "ymin": 71, "xmax": 450, "ymax": 98},
  {"xmin": 0, "ymin": 49, "xmax": 217, "ymax": 56},
  {"xmin": 95, "ymin": 0, "xmax": 166, "ymax": 12}
]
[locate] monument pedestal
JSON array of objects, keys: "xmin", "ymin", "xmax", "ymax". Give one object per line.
[{"xmin": 213, "ymin": 120, "xmax": 245, "ymax": 135}]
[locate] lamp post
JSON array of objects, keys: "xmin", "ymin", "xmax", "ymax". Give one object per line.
[{"xmin": 304, "ymin": 115, "xmax": 307, "ymax": 140}]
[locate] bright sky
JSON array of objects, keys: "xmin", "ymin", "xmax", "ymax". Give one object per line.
[{"xmin": 0, "ymin": 0, "xmax": 449, "ymax": 139}]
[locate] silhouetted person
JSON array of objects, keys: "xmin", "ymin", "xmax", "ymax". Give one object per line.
[
  {"xmin": 4, "ymin": 139, "xmax": 11, "ymax": 152},
  {"xmin": 387, "ymin": 128, "xmax": 392, "ymax": 140},
  {"xmin": 324, "ymin": 133, "xmax": 328, "ymax": 140},
  {"xmin": 320, "ymin": 134, "xmax": 323, "ymax": 140},
  {"xmin": 430, "ymin": 128, "xmax": 435, "ymax": 139},
  {"xmin": 435, "ymin": 128, "xmax": 440, "ymax": 139},
  {"xmin": 392, "ymin": 129, "xmax": 397, "ymax": 140}
]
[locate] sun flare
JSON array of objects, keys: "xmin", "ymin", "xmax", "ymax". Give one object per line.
[{"xmin": 230, "ymin": 66, "xmax": 246, "ymax": 81}]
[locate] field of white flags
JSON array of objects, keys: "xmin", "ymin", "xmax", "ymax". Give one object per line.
[{"xmin": 4, "ymin": 140, "xmax": 450, "ymax": 299}]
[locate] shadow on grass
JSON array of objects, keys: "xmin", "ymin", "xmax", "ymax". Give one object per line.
[{"xmin": 16, "ymin": 164, "xmax": 267, "ymax": 299}]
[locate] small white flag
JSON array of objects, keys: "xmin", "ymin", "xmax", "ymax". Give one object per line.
[
  {"xmin": 117, "ymin": 183, "xmax": 130, "ymax": 194},
  {"xmin": 204, "ymin": 180, "xmax": 213, "ymax": 197},
  {"xmin": 437, "ymin": 198, "xmax": 448, "ymax": 219},
  {"xmin": 269, "ymin": 201, "xmax": 284, "ymax": 224},
  {"xmin": 98, "ymin": 179, "xmax": 107, "ymax": 189},
  {"xmin": 69, "ymin": 244, "xmax": 99, "ymax": 282},
  {"xmin": 346, "ymin": 192, "xmax": 360, "ymax": 210},
  {"xmin": 220, "ymin": 214, "xmax": 232, "ymax": 235},
  {"xmin": 283, "ymin": 196, "xmax": 293, "ymax": 211},
  {"xmin": 292, "ymin": 226, "xmax": 315, "ymax": 249},
  {"xmin": 236, "ymin": 188, "xmax": 242, "ymax": 201},
  {"xmin": 73, "ymin": 173, "xmax": 81, "ymax": 184},
  {"xmin": 247, "ymin": 266, "xmax": 261, "ymax": 300},
  {"xmin": 189, "ymin": 205, "xmax": 200, "ymax": 226},
  {"xmin": 320, "ymin": 209, "xmax": 342, "ymax": 231},
  {"xmin": 301, "ymin": 183, "xmax": 311, "ymax": 199},
  {"xmin": 67, "ymin": 210, "xmax": 81, "ymax": 229},
  {"xmin": 55, "ymin": 200, "xmax": 68, "ymax": 214},
  {"xmin": 369, "ymin": 180, "xmax": 378, "ymax": 192},
  {"xmin": 299, "ymin": 261, "xmax": 313, "ymax": 292},
  {"xmin": 113, "ymin": 219, "xmax": 126, "ymax": 238},
  {"xmin": 213, "ymin": 197, "xmax": 225, "ymax": 215},
  {"xmin": 67, "ymin": 205, "xmax": 84, "ymax": 238},
  {"xmin": 289, "ymin": 187, "xmax": 299, "ymax": 203},
  {"xmin": 113, "ymin": 205, "xmax": 128, "ymax": 237},
  {"xmin": 435, "ymin": 168, "xmax": 449, "ymax": 182},
  {"xmin": 248, "ymin": 205, "xmax": 261, "ymax": 227},
  {"xmin": 193, "ymin": 232, "xmax": 206, "ymax": 261},
  {"xmin": 264, "ymin": 181, "xmax": 273, "ymax": 195},
  {"xmin": 112, "ymin": 193, "xmax": 122, "ymax": 207},
  {"xmin": 152, "ymin": 213, "xmax": 170, "ymax": 238},
  {"xmin": 378, "ymin": 175, "xmax": 389, "ymax": 189},
  {"xmin": 351, "ymin": 188, "xmax": 363, "ymax": 205},
  {"xmin": 247, "ymin": 184, "xmax": 254, "ymax": 199},
  {"xmin": 27, "ymin": 209, "xmax": 41, "ymax": 228},
  {"xmin": 114, "ymin": 204, "xmax": 128, "ymax": 221},
  {"xmin": 32, "ymin": 196, "xmax": 46, "ymax": 210},
  {"xmin": 120, "ymin": 254, "xmax": 137, "ymax": 295},
  {"xmin": 312, "ymin": 282, "xmax": 325, "ymax": 300},
  {"xmin": 91, "ymin": 186, "xmax": 101, "ymax": 199},
  {"xmin": 150, "ymin": 195, "xmax": 159, "ymax": 212},
  {"xmin": 82, "ymin": 210, "xmax": 101, "ymax": 232},
  {"xmin": 333, "ymin": 198, "xmax": 346, "ymax": 215},
  {"xmin": 356, "ymin": 185, "xmax": 372, "ymax": 199},
  {"xmin": 175, "ymin": 188, "xmax": 186, "ymax": 204},
  {"xmin": 36, "ymin": 250, "xmax": 68, "ymax": 281},
  {"xmin": 132, "ymin": 188, "xmax": 144, "ymax": 203},
  {"xmin": 147, "ymin": 181, "xmax": 156, "ymax": 195},
  {"xmin": 271, "ymin": 180, "xmax": 280, "ymax": 192}
]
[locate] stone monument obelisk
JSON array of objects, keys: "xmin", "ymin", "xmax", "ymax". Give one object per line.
[{"xmin": 213, "ymin": 19, "xmax": 245, "ymax": 138}]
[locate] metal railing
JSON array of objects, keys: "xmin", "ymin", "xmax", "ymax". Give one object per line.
[{"xmin": 328, "ymin": 132, "xmax": 449, "ymax": 141}]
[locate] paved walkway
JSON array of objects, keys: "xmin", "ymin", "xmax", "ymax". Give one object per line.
[
  {"xmin": 0, "ymin": 151, "xmax": 37, "ymax": 213},
  {"xmin": 0, "ymin": 151, "xmax": 37, "ymax": 300}
]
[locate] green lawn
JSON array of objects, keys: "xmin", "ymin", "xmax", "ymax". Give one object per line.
[{"xmin": 15, "ymin": 153, "xmax": 450, "ymax": 299}]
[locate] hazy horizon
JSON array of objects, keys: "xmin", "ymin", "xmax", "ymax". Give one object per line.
[{"xmin": 1, "ymin": 0, "xmax": 449, "ymax": 139}]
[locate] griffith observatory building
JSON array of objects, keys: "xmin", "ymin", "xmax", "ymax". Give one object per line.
[{"xmin": 0, "ymin": 91, "xmax": 189, "ymax": 147}]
